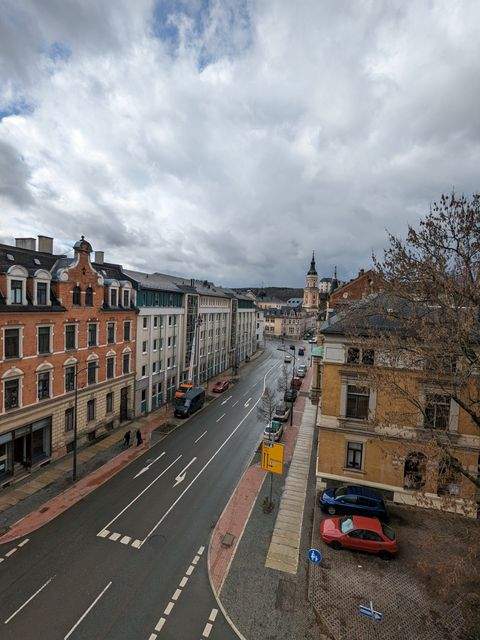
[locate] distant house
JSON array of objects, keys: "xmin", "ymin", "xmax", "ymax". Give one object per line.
[
  {"xmin": 287, "ymin": 297, "xmax": 303, "ymax": 307},
  {"xmin": 328, "ymin": 269, "xmax": 378, "ymax": 308}
]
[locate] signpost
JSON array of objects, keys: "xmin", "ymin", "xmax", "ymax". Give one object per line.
[
  {"xmin": 308, "ymin": 548, "xmax": 322, "ymax": 564},
  {"xmin": 261, "ymin": 441, "xmax": 284, "ymax": 512},
  {"xmin": 359, "ymin": 601, "xmax": 383, "ymax": 622}
]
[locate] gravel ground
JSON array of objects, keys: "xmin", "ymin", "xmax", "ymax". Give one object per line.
[{"xmin": 221, "ymin": 428, "xmax": 329, "ymax": 640}]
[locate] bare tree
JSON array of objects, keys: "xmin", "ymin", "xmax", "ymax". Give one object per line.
[
  {"xmin": 257, "ymin": 385, "xmax": 277, "ymax": 425},
  {"xmin": 346, "ymin": 192, "xmax": 480, "ymax": 496},
  {"xmin": 277, "ymin": 364, "xmax": 290, "ymax": 396}
]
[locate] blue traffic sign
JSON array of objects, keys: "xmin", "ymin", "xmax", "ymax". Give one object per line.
[
  {"xmin": 359, "ymin": 601, "xmax": 383, "ymax": 622},
  {"xmin": 308, "ymin": 548, "xmax": 322, "ymax": 564}
]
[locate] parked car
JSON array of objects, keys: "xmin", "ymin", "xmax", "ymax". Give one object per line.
[
  {"xmin": 284, "ymin": 354, "xmax": 292, "ymax": 363},
  {"xmin": 308, "ymin": 337, "xmax": 317, "ymax": 344},
  {"xmin": 320, "ymin": 515, "xmax": 397, "ymax": 559},
  {"xmin": 298, "ymin": 347, "xmax": 305, "ymax": 356},
  {"xmin": 284, "ymin": 388, "xmax": 298, "ymax": 403},
  {"xmin": 291, "ymin": 376, "xmax": 302, "ymax": 390},
  {"xmin": 297, "ymin": 364, "xmax": 307, "ymax": 377},
  {"xmin": 212, "ymin": 379, "xmax": 230, "ymax": 393},
  {"xmin": 273, "ymin": 403, "xmax": 291, "ymax": 422},
  {"xmin": 318, "ymin": 485, "xmax": 389, "ymax": 521},
  {"xmin": 263, "ymin": 420, "xmax": 283, "ymax": 442}
]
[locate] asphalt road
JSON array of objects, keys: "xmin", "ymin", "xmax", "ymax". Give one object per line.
[{"xmin": 0, "ymin": 339, "xmax": 310, "ymax": 640}]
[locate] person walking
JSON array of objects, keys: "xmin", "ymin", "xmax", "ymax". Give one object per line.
[
  {"xmin": 123, "ymin": 429, "xmax": 131, "ymax": 448},
  {"xmin": 136, "ymin": 429, "xmax": 143, "ymax": 447}
]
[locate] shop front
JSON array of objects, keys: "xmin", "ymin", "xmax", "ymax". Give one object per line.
[{"xmin": 0, "ymin": 416, "xmax": 52, "ymax": 483}]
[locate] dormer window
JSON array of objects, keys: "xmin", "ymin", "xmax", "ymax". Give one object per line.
[
  {"xmin": 33, "ymin": 270, "xmax": 52, "ymax": 306},
  {"xmin": 10, "ymin": 280, "xmax": 23, "ymax": 304},
  {"xmin": 85, "ymin": 286, "xmax": 94, "ymax": 306},
  {"xmin": 37, "ymin": 283, "xmax": 47, "ymax": 305},
  {"xmin": 123, "ymin": 289, "xmax": 130, "ymax": 308},
  {"xmin": 73, "ymin": 285, "xmax": 81, "ymax": 305},
  {"xmin": 110, "ymin": 288, "xmax": 118, "ymax": 307}
]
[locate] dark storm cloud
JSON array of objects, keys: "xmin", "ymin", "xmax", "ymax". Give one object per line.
[{"xmin": 0, "ymin": 0, "xmax": 479, "ymax": 286}]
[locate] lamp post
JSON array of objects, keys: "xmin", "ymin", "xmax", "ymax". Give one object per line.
[
  {"xmin": 279, "ymin": 346, "xmax": 296, "ymax": 426},
  {"xmin": 73, "ymin": 362, "xmax": 99, "ymax": 482}
]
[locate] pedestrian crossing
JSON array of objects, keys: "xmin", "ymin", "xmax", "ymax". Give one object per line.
[{"xmin": 97, "ymin": 529, "xmax": 143, "ymax": 549}]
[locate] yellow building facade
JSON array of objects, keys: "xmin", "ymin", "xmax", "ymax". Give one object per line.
[{"xmin": 316, "ymin": 326, "xmax": 480, "ymax": 518}]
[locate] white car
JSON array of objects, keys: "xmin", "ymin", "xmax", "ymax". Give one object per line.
[
  {"xmin": 284, "ymin": 354, "xmax": 292, "ymax": 363},
  {"xmin": 308, "ymin": 337, "xmax": 317, "ymax": 344}
]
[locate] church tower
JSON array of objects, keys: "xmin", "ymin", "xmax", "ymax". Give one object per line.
[{"xmin": 303, "ymin": 251, "xmax": 319, "ymax": 310}]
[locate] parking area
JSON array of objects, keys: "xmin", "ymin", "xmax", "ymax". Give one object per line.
[{"xmin": 308, "ymin": 498, "xmax": 480, "ymax": 640}]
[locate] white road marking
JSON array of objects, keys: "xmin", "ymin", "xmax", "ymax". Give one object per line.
[
  {"xmin": 209, "ymin": 608, "xmax": 218, "ymax": 622},
  {"xmin": 192, "ymin": 554, "xmax": 200, "ymax": 565},
  {"xmin": 186, "ymin": 565, "xmax": 194, "ymax": 576},
  {"xmin": 0, "ymin": 558, "xmax": 3, "ymax": 563},
  {"xmin": 148, "ymin": 634, "xmax": 157, "ymax": 640},
  {"xmin": 244, "ymin": 397, "xmax": 252, "ymax": 407},
  {"xmin": 132, "ymin": 539, "xmax": 142, "ymax": 549},
  {"xmin": 4, "ymin": 576, "xmax": 55, "ymax": 624},
  {"xmin": 179, "ymin": 576, "xmax": 188, "ymax": 588},
  {"xmin": 197, "ymin": 545, "xmax": 205, "ymax": 555},
  {"xmin": 100, "ymin": 455, "xmax": 182, "ymax": 535},
  {"xmin": 232, "ymin": 400, "xmax": 239, "ymax": 407},
  {"xmin": 64, "ymin": 582, "xmax": 112, "ymax": 639},
  {"xmin": 140, "ymin": 362, "xmax": 279, "ymax": 546},
  {"xmin": 173, "ymin": 457, "xmax": 197, "ymax": 487},
  {"xmin": 155, "ymin": 617, "xmax": 166, "ymax": 632},
  {"xmin": 202, "ymin": 622, "xmax": 213, "ymax": 637},
  {"xmin": 221, "ymin": 395, "xmax": 232, "ymax": 405},
  {"xmin": 5, "ymin": 548, "xmax": 16, "ymax": 557},
  {"xmin": 172, "ymin": 589, "xmax": 181, "ymax": 601},
  {"xmin": 18, "ymin": 538, "xmax": 29, "ymax": 547},
  {"xmin": 216, "ymin": 413, "xmax": 226, "ymax": 422},
  {"xmin": 164, "ymin": 601, "xmax": 174, "ymax": 616},
  {"xmin": 133, "ymin": 452, "xmax": 166, "ymax": 479},
  {"xmin": 97, "ymin": 530, "xmax": 109, "ymax": 538},
  {"xmin": 194, "ymin": 430, "xmax": 207, "ymax": 443},
  {"xmin": 120, "ymin": 536, "xmax": 131, "ymax": 545},
  {"xmin": 109, "ymin": 532, "xmax": 121, "ymax": 541}
]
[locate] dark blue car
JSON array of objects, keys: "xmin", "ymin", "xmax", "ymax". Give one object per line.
[{"xmin": 319, "ymin": 485, "xmax": 388, "ymax": 521}]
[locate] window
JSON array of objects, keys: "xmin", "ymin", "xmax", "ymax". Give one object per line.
[
  {"xmin": 110, "ymin": 288, "xmax": 118, "ymax": 307},
  {"xmin": 142, "ymin": 365, "xmax": 147, "ymax": 377},
  {"xmin": 5, "ymin": 328, "xmax": 20, "ymax": 359},
  {"xmin": 154, "ymin": 316, "xmax": 159, "ymax": 328},
  {"xmin": 168, "ymin": 316, "xmax": 172, "ymax": 326},
  {"xmin": 172, "ymin": 336, "xmax": 176, "ymax": 347},
  {"xmin": 142, "ymin": 340, "xmax": 147, "ymax": 353},
  {"xmin": 85, "ymin": 286, "xmax": 93, "ymax": 306},
  {"xmin": 346, "ymin": 385, "xmax": 369, "ymax": 420},
  {"xmin": 88, "ymin": 323, "xmax": 97, "ymax": 347},
  {"xmin": 65, "ymin": 407, "xmax": 74, "ymax": 432},
  {"xmin": 424, "ymin": 394, "xmax": 450, "ymax": 429},
  {"xmin": 159, "ymin": 337, "xmax": 163, "ymax": 349},
  {"xmin": 38, "ymin": 371, "xmax": 50, "ymax": 400},
  {"xmin": 143, "ymin": 317, "xmax": 148, "ymax": 329},
  {"xmin": 10, "ymin": 280, "xmax": 23, "ymax": 304},
  {"xmin": 167, "ymin": 357, "xmax": 171, "ymax": 368},
  {"xmin": 65, "ymin": 365, "xmax": 76, "ymax": 392},
  {"xmin": 4, "ymin": 378, "xmax": 19, "ymax": 410},
  {"xmin": 123, "ymin": 353, "xmax": 130, "ymax": 374},
  {"xmin": 123, "ymin": 290, "xmax": 130, "ymax": 308},
  {"xmin": 347, "ymin": 347, "xmax": 374, "ymax": 365},
  {"xmin": 346, "ymin": 441, "xmax": 363, "ymax": 470},
  {"xmin": 152, "ymin": 361, "xmax": 157, "ymax": 373},
  {"xmin": 72, "ymin": 285, "xmax": 81, "ymax": 305},
  {"xmin": 37, "ymin": 282, "xmax": 48, "ymax": 305},
  {"xmin": 123, "ymin": 321, "xmax": 131, "ymax": 341},
  {"xmin": 153, "ymin": 339, "xmax": 158, "ymax": 351},
  {"xmin": 87, "ymin": 361, "xmax": 97, "ymax": 385},
  {"xmin": 168, "ymin": 336, "xmax": 171, "ymax": 347},
  {"xmin": 65, "ymin": 324, "xmax": 76, "ymax": 350},
  {"xmin": 87, "ymin": 399, "xmax": 95, "ymax": 422},
  {"xmin": 106, "ymin": 392, "xmax": 113, "ymax": 414},
  {"xmin": 107, "ymin": 322, "xmax": 115, "ymax": 344},
  {"xmin": 38, "ymin": 326, "xmax": 51, "ymax": 354},
  {"xmin": 107, "ymin": 356, "xmax": 115, "ymax": 379}
]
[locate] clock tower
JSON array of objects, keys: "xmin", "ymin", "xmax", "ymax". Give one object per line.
[{"xmin": 303, "ymin": 251, "xmax": 319, "ymax": 310}]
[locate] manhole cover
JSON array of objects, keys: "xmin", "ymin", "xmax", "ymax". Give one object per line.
[{"xmin": 221, "ymin": 532, "xmax": 235, "ymax": 547}]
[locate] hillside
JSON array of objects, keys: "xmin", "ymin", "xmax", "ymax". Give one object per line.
[{"xmin": 236, "ymin": 287, "xmax": 304, "ymax": 302}]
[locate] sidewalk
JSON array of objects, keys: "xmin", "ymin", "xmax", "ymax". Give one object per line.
[{"xmin": 208, "ymin": 368, "xmax": 326, "ymax": 640}]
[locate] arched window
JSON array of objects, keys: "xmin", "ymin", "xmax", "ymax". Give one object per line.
[
  {"xmin": 403, "ymin": 451, "xmax": 427, "ymax": 490},
  {"xmin": 85, "ymin": 286, "xmax": 93, "ymax": 306},
  {"xmin": 73, "ymin": 285, "xmax": 81, "ymax": 306}
]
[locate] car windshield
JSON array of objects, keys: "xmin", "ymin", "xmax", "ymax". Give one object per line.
[
  {"xmin": 382, "ymin": 524, "xmax": 396, "ymax": 540},
  {"xmin": 276, "ymin": 406, "xmax": 286, "ymax": 413},
  {"xmin": 265, "ymin": 424, "xmax": 280, "ymax": 433},
  {"xmin": 334, "ymin": 487, "xmax": 348, "ymax": 498},
  {"xmin": 340, "ymin": 517, "xmax": 355, "ymax": 534}
]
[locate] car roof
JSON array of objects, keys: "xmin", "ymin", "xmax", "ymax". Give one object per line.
[
  {"xmin": 351, "ymin": 515, "xmax": 383, "ymax": 534},
  {"xmin": 343, "ymin": 485, "xmax": 383, "ymax": 500}
]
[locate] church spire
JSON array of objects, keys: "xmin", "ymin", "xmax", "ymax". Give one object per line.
[{"xmin": 307, "ymin": 251, "xmax": 317, "ymax": 276}]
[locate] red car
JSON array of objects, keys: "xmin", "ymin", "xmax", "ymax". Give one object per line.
[
  {"xmin": 320, "ymin": 515, "xmax": 397, "ymax": 559},
  {"xmin": 212, "ymin": 379, "xmax": 230, "ymax": 393}
]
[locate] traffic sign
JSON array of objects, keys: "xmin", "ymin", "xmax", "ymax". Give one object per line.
[
  {"xmin": 308, "ymin": 548, "xmax": 322, "ymax": 564},
  {"xmin": 359, "ymin": 601, "xmax": 383, "ymax": 622},
  {"xmin": 261, "ymin": 441, "xmax": 284, "ymax": 475}
]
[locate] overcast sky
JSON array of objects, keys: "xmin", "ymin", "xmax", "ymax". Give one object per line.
[{"xmin": 0, "ymin": 1, "xmax": 479, "ymax": 287}]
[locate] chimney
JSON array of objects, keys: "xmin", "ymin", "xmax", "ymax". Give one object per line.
[
  {"xmin": 15, "ymin": 237, "xmax": 36, "ymax": 251},
  {"xmin": 358, "ymin": 268, "xmax": 365, "ymax": 277},
  {"xmin": 94, "ymin": 251, "xmax": 104, "ymax": 264},
  {"xmin": 38, "ymin": 235, "xmax": 53, "ymax": 254}
]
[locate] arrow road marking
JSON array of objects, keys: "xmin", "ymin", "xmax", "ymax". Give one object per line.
[
  {"xmin": 244, "ymin": 397, "xmax": 252, "ymax": 407},
  {"xmin": 221, "ymin": 395, "xmax": 232, "ymax": 405},
  {"xmin": 173, "ymin": 457, "xmax": 197, "ymax": 487},
  {"xmin": 133, "ymin": 452, "xmax": 166, "ymax": 478}
]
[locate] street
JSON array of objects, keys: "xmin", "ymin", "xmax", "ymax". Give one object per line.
[{"xmin": 0, "ymin": 342, "xmax": 306, "ymax": 640}]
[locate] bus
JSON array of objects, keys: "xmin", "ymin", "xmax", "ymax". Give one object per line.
[{"xmin": 174, "ymin": 386, "xmax": 205, "ymax": 418}]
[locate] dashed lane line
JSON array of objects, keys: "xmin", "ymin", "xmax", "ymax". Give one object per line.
[
  {"xmin": 194, "ymin": 430, "xmax": 207, "ymax": 443},
  {"xmin": 201, "ymin": 608, "xmax": 219, "ymax": 638},
  {"xmin": 0, "ymin": 538, "xmax": 29, "ymax": 564},
  {"xmin": 216, "ymin": 413, "xmax": 226, "ymax": 423}
]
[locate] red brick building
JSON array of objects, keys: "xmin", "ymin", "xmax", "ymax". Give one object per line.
[
  {"xmin": 328, "ymin": 268, "xmax": 378, "ymax": 308},
  {"xmin": 0, "ymin": 235, "xmax": 137, "ymax": 485}
]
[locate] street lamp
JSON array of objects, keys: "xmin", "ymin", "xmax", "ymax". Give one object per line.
[
  {"xmin": 278, "ymin": 346, "xmax": 296, "ymax": 426},
  {"xmin": 73, "ymin": 362, "xmax": 99, "ymax": 482}
]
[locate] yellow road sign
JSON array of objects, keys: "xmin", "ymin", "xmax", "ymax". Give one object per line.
[{"xmin": 261, "ymin": 441, "xmax": 284, "ymax": 475}]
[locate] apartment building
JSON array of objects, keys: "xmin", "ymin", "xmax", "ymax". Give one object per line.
[
  {"xmin": 125, "ymin": 271, "xmax": 186, "ymax": 415},
  {"xmin": 0, "ymin": 236, "xmax": 136, "ymax": 484},
  {"xmin": 316, "ymin": 304, "xmax": 479, "ymax": 517},
  {"xmin": 234, "ymin": 295, "xmax": 257, "ymax": 364},
  {"xmin": 264, "ymin": 306, "xmax": 316, "ymax": 339}
]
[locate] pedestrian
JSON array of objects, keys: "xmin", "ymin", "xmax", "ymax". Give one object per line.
[
  {"xmin": 136, "ymin": 429, "xmax": 143, "ymax": 447},
  {"xmin": 123, "ymin": 430, "xmax": 131, "ymax": 448}
]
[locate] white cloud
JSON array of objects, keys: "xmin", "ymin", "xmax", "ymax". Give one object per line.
[{"xmin": 0, "ymin": 0, "xmax": 479, "ymax": 286}]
